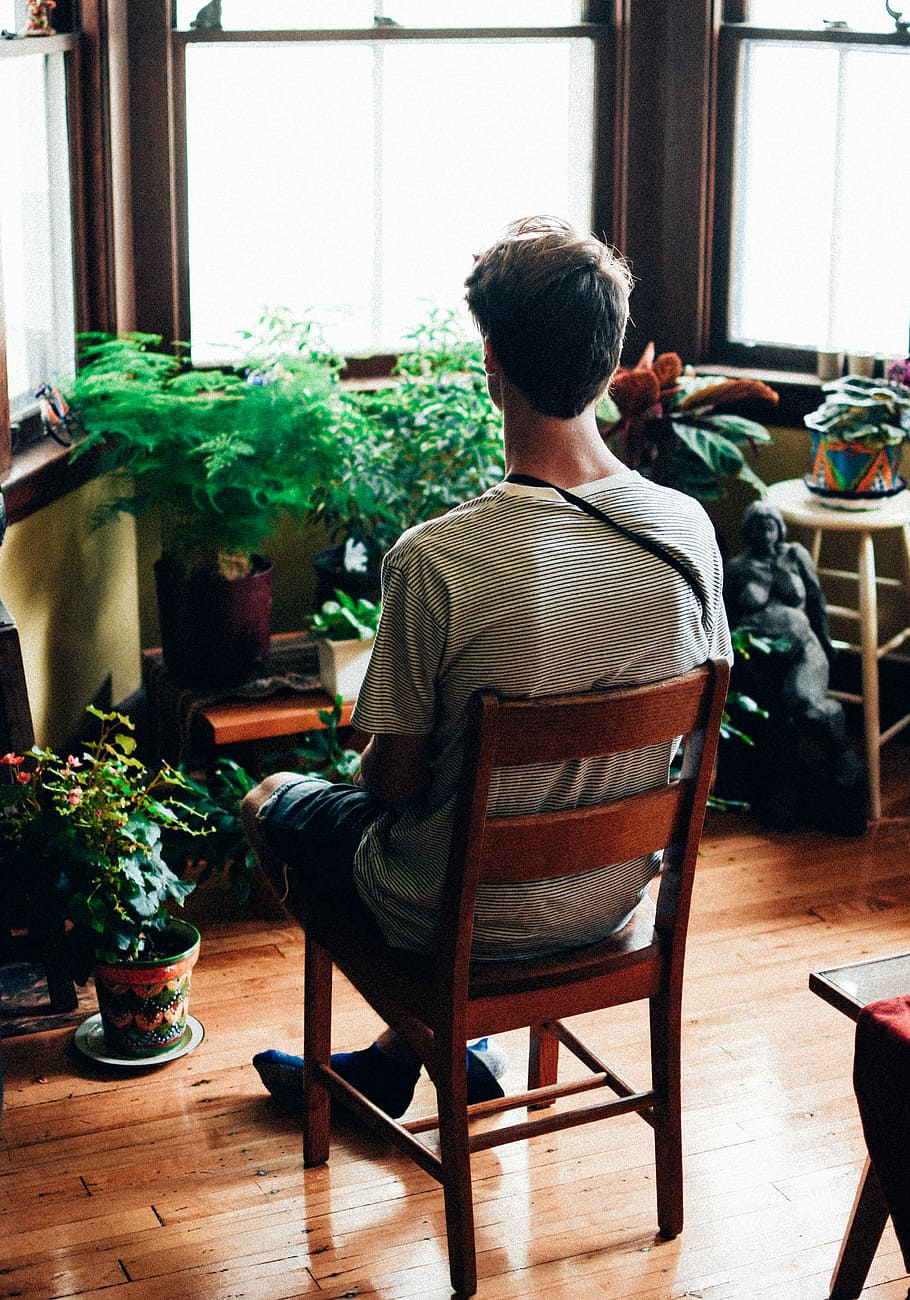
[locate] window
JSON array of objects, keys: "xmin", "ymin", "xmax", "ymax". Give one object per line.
[
  {"xmin": 0, "ymin": 48, "xmax": 76, "ymax": 418},
  {"xmin": 174, "ymin": 4, "xmax": 606, "ymax": 361},
  {"xmin": 713, "ymin": 5, "xmax": 910, "ymax": 370}
]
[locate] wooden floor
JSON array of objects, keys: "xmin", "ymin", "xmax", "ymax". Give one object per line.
[{"xmin": 3, "ymin": 753, "xmax": 910, "ymax": 1300}]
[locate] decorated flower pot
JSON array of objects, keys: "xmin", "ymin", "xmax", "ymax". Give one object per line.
[
  {"xmin": 93, "ymin": 920, "xmax": 201, "ymax": 1058},
  {"xmin": 805, "ymin": 434, "xmax": 906, "ymax": 507},
  {"xmin": 317, "ymin": 636, "xmax": 374, "ymax": 702}
]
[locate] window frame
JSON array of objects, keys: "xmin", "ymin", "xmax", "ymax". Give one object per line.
[
  {"xmin": 168, "ymin": 11, "xmax": 620, "ymax": 357},
  {"xmin": 709, "ymin": 19, "xmax": 910, "ymax": 375},
  {"xmin": 0, "ymin": 0, "xmax": 113, "ymax": 520},
  {"xmin": 21, "ymin": 3, "xmax": 880, "ymax": 519}
]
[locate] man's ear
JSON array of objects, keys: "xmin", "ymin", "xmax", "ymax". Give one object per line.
[{"xmin": 482, "ymin": 338, "xmax": 504, "ymax": 410}]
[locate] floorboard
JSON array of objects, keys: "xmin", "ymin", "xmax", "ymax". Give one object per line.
[{"xmin": 2, "ymin": 748, "xmax": 909, "ymax": 1298}]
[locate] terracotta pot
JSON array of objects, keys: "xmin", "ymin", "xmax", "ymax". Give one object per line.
[
  {"xmin": 93, "ymin": 920, "xmax": 201, "ymax": 1058},
  {"xmin": 154, "ymin": 554, "xmax": 273, "ymax": 688}
]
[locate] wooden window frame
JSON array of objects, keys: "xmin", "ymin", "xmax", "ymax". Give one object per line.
[
  {"xmin": 710, "ymin": 20, "xmax": 910, "ymax": 377},
  {"xmin": 0, "ymin": 0, "xmax": 114, "ymax": 523},
  {"xmin": 17, "ymin": 1, "xmax": 863, "ymax": 518},
  {"xmin": 167, "ymin": 7, "xmax": 621, "ymax": 356}
]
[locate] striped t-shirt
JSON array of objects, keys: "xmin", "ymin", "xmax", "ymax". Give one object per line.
[{"xmin": 350, "ymin": 470, "xmax": 732, "ymax": 960}]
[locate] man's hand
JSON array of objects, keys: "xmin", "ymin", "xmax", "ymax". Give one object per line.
[{"xmin": 358, "ymin": 732, "xmax": 431, "ymax": 805}]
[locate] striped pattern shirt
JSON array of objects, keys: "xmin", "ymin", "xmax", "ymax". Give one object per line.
[{"xmin": 351, "ymin": 470, "xmax": 732, "ymax": 959}]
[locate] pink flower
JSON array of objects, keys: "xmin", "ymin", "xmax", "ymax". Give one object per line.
[
  {"xmin": 16, "ymin": 771, "xmax": 31, "ymax": 785},
  {"xmin": 66, "ymin": 755, "xmax": 82, "ymax": 769},
  {"xmin": 1, "ymin": 752, "xmax": 24, "ymax": 766},
  {"xmin": 887, "ymin": 358, "xmax": 910, "ymax": 389},
  {"xmin": 67, "ymin": 788, "xmax": 83, "ymax": 806}
]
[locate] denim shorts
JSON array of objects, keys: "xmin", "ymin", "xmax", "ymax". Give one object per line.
[{"xmin": 256, "ymin": 774, "xmax": 386, "ymax": 896}]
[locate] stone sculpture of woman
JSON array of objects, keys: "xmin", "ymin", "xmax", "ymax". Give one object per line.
[
  {"xmin": 724, "ymin": 499, "xmax": 840, "ymax": 724},
  {"xmin": 722, "ymin": 499, "xmax": 866, "ymax": 833}
]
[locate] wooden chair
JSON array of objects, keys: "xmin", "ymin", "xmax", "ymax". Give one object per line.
[{"xmin": 294, "ymin": 657, "xmax": 730, "ymax": 1296}]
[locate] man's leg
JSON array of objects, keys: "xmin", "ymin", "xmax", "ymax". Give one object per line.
[{"xmin": 243, "ymin": 774, "xmax": 507, "ymax": 1117}]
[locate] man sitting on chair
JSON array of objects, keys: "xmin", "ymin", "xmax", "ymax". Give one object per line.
[{"xmin": 244, "ymin": 215, "xmax": 733, "ymax": 1117}]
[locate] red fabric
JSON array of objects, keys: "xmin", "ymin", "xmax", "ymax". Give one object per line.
[{"xmin": 853, "ymin": 994, "xmax": 910, "ymax": 1270}]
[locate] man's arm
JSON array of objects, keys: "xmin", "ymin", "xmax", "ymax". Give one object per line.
[{"xmin": 357, "ymin": 732, "xmax": 432, "ymax": 805}]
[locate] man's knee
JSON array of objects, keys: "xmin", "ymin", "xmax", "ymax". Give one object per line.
[{"xmin": 240, "ymin": 772, "xmax": 300, "ymax": 842}]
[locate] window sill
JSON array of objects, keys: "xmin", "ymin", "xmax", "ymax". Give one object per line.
[
  {"xmin": 0, "ymin": 439, "xmax": 101, "ymax": 525},
  {"xmin": 0, "ymin": 362, "xmax": 821, "ymax": 527}
]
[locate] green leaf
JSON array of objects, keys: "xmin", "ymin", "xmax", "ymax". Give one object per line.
[
  {"xmin": 671, "ymin": 420, "xmax": 746, "ymax": 477},
  {"xmin": 706, "ymin": 414, "xmax": 774, "ymax": 445}
]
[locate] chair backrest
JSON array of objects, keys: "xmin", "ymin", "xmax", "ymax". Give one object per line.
[
  {"xmin": 439, "ymin": 657, "xmax": 730, "ymax": 984},
  {"xmin": 0, "ymin": 598, "xmax": 34, "ymax": 757}
]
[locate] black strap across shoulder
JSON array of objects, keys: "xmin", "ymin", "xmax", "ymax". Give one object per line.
[{"xmin": 504, "ymin": 472, "xmax": 708, "ymax": 625}]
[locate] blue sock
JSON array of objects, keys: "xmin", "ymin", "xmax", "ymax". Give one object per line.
[
  {"xmin": 253, "ymin": 1037, "xmax": 508, "ymax": 1116},
  {"xmin": 253, "ymin": 1044, "xmax": 420, "ymax": 1119}
]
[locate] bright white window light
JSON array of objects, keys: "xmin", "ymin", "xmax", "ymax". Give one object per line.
[
  {"xmin": 0, "ymin": 52, "xmax": 75, "ymax": 412},
  {"xmin": 729, "ymin": 39, "xmax": 910, "ymax": 357},
  {"xmin": 174, "ymin": 2, "xmax": 583, "ymax": 31},
  {"xmin": 184, "ymin": 36, "xmax": 594, "ymax": 359},
  {"xmin": 747, "ymin": 1, "xmax": 893, "ymax": 31}
]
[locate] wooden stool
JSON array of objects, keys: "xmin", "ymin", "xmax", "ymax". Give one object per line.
[{"xmin": 767, "ymin": 479, "xmax": 910, "ymax": 820}]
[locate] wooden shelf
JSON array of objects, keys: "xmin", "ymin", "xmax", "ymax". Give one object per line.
[{"xmin": 197, "ymin": 692, "xmax": 355, "ymax": 748}]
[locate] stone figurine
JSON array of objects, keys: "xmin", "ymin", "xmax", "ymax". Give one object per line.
[
  {"xmin": 724, "ymin": 500, "xmax": 838, "ymax": 725},
  {"xmin": 720, "ymin": 499, "xmax": 867, "ymax": 834}
]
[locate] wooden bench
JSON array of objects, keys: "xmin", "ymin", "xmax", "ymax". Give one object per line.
[
  {"xmin": 196, "ymin": 692, "xmax": 355, "ymax": 771},
  {"xmin": 142, "ymin": 633, "xmax": 358, "ymax": 772}
]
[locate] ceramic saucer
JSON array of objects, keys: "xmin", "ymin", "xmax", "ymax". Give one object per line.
[{"xmin": 73, "ymin": 1013, "xmax": 204, "ymax": 1067}]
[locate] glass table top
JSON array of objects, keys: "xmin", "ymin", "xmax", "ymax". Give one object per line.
[{"xmin": 810, "ymin": 953, "xmax": 910, "ymax": 1021}]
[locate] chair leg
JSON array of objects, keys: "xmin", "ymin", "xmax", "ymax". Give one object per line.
[
  {"xmin": 528, "ymin": 1023, "xmax": 559, "ymax": 1109},
  {"xmin": 650, "ymin": 993, "xmax": 684, "ymax": 1239},
  {"xmin": 303, "ymin": 936, "xmax": 333, "ymax": 1168},
  {"xmin": 434, "ymin": 1038, "xmax": 478, "ymax": 1297}
]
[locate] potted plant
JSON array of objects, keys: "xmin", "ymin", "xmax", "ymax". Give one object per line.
[
  {"xmin": 65, "ymin": 318, "xmax": 353, "ymax": 688},
  {"xmin": 312, "ymin": 310, "xmax": 505, "ymax": 597},
  {"xmin": 310, "ymin": 589, "xmax": 381, "ymax": 702},
  {"xmin": 597, "ymin": 343, "xmax": 779, "ymax": 500},
  {"xmin": 0, "ymin": 706, "xmax": 212, "ymax": 1058},
  {"xmin": 803, "ymin": 365, "xmax": 910, "ymax": 505}
]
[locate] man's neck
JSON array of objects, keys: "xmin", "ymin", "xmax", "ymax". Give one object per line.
[{"xmin": 501, "ymin": 386, "xmax": 626, "ymax": 490}]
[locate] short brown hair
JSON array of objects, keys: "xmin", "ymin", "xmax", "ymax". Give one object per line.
[{"xmin": 464, "ymin": 215, "xmax": 632, "ymax": 419}]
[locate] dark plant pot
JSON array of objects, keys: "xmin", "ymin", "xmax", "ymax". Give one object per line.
[
  {"xmin": 154, "ymin": 554, "xmax": 273, "ymax": 689},
  {"xmin": 314, "ymin": 543, "xmax": 381, "ymax": 605},
  {"xmin": 93, "ymin": 919, "xmax": 201, "ymax": 1058}
]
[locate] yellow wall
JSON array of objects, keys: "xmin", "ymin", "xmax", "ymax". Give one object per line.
[{"xmin": 0, "ymin": 479, "xmax": 141, "ymax": 748}]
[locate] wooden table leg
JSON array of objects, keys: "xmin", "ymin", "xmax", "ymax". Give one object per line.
[
  {"xmin": 856, "ymin": 531, "xmax": 881, "ymax": 821},
  {"xmin": 829, "ymin": 1157, "xmax": 891, "ymax": 1300}
]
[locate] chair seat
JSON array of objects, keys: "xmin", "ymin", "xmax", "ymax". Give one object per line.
[{"xmin": 302, "ymin": 880, "xmax": 662, "ymax": 1038}]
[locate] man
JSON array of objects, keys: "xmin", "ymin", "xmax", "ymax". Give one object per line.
[{"xmin": 245, "ymin": 215, "xmax": 732, "ymax": 1116}]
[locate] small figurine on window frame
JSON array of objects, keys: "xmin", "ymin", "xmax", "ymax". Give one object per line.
[
  {"xmin": 35, "ymin": 384, "xmax": 78, "ymax": 446},
  {"xmin": 24, "ymin": 1, "xmax": 56, "ymax": 36}
]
